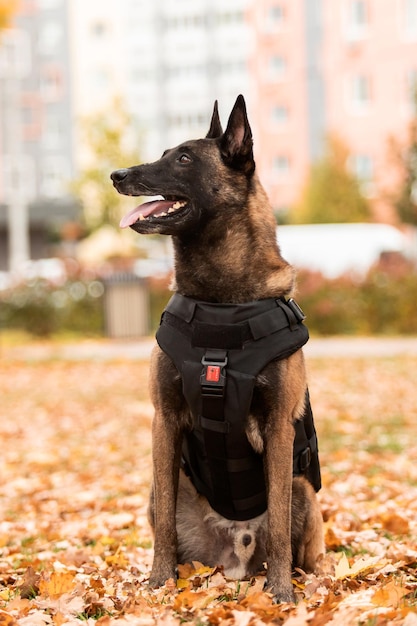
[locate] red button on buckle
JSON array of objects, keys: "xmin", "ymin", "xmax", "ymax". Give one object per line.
[{"xmin": 206, "ymin": 365, "xmax": 221, "ymax": 382}]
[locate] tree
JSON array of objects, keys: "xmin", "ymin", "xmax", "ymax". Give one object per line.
[
  {"xmin": 392, "ymin": 118, "xmax": 417, "ymax": 225},
  {"xmin": 294, "ymin": 135, "xmax": 370, "ymax": 224},
  {"xmin": 71, "ymin": 98, "xmax": 142, "ymax": 232}
]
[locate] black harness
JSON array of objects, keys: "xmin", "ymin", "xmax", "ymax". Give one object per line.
[{"xmin": 156, "ymin": 293, "xmax": 321, "ymax": 521}]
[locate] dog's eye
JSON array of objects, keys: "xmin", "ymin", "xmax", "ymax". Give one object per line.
[{"xmin": 178, "ymin": 154, "xmax": 191, "ymax": 164}]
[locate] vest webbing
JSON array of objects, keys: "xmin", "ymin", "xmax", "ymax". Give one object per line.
[{"xmin": 156, "ymin": 293, "xmax": 321, "ymax": 521}]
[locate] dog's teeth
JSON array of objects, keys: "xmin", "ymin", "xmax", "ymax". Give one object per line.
[
  {"xmin": 172, "ymin": 201, "xmax": 186, "ymax": 210},
  {"xmin": 168, "ymin": 207, "xmax": 176, "ymax": 214},
  {"xmin": 139, "ymin": 214, "xmax": 145, "ymax": 221},
  {"xmin": 160, "ymin": 212, "xmax": 167, "ymax": 217}
]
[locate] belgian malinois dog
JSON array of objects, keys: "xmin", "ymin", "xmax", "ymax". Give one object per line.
[{"xmin": 111, "ymin": 95, "xmax": 323, "ymax": 603}]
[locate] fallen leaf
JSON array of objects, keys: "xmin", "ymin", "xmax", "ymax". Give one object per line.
[
  {"xmin": 380, "ymin": 513, "xmax": 410, "ymax": 535},
  {"xmin": 335, "ymin": 553, "xmax": 382, "ymax": 579},
  {"xmin": 0, "ymin": 611, "xmax": 18, "ymax": 626},
  {"xmin": 372, "ymin": 579, "xmax": 410, "ymax": 608},
  {"xmin": 38, "ymin": 571, "xmax": 76, "ymax": 599},
  {"xmin": 173, "ymin": 588, "xmax": 214, "ymax": 611}
]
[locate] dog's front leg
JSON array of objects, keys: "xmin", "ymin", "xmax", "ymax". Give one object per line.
[
  {"xmin": 149, "ymin": 408, "xmax": 183, "ymax": 588},
  {"xmin": 148, "ymin": 348, "xmax": 185, "ymax": 588},
  {"xmin": 265, "ymin": 408, "xmax": 294, "ymax": 602},
  {"xmin": 264, "ymin": 412, "xmax": 295, "ymax": 603}
]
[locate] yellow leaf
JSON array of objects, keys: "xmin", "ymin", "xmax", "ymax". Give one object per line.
[
  {"xmin": 335, "ymin": 553, "xmax": 382, "ymax": 579},
  {"xmin": 176, "ymin": 578, "xmax": 191, "ymax": 590},
  {"xmin": 105, "ymin": 548, "xmax": 129, "ymax": 568},
  {"xmin": 372, "ymin": 579, "xmax": 410, "ymax": 608},
  {"xmin": 99, "ymin": 536, "xmax": 115, "ymax": 546},
  {"xmin": 177, "ymin": 562, "xmax": 213, "ymax": 579},
  {"xmin": 38, "ymin": 571, "xmax": 76, "ymax": 598}
]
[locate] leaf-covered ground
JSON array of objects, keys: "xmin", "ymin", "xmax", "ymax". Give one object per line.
[{"xmin": 0, "ymin": 342, "xmax": 416, "ymax": 625}]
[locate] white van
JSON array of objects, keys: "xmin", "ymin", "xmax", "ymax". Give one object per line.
[{"xmin": 276, "ymin": 223, "xmax": 409, "ymax": 278}]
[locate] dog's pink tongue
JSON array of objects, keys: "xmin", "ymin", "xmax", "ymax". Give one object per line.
[{"xmin": 119, "ymin": 200, "xmax": 174, "ymax": 228}]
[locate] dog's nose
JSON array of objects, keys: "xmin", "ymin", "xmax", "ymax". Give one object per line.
[
  {"xmin": 242, "ymin": 534, "xmax": 252, "ymax": 547},
  {"xmin": 110, "ymin": 168, "xmax": 129, "ymax": 183}
]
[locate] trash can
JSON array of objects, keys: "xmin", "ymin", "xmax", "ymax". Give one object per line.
[{"xmin": 104, "ymin": 273, "xmax": 149, "ymax": 338}]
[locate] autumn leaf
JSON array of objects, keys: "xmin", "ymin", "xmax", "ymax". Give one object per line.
[
  {"xmin": 17, "ymin": 566, "xmax": 40, "ymax": 599},
  {"xmin": 372, "ymin": 579, "xmax": 410, "ymax": 609},
  {"xmin": 324, "ymin": 525, "xmax": 343, "ymax": 550},
  {"xmin": 105, "ymin": 546, "xmax": 129, "ymax": 568},
  {"xmin": 173, "ymin": 588, "xmax": 214, "ymax": 611},
  {"xmin": 334, "ymin": 552, "xmax": 383, "ymax": 579},
  {"xmin": 38, "ymin": 571, "xmax": 76, "ymax": 598},
  {"xmin": 380, "ymin": 513, "xmax": 410, "ymax": 535},
  {"xmin": 0, "ymin": 611, "xmax": 18, "ymax": 626}
]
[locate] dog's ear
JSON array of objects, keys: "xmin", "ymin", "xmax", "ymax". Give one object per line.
[
  {"xmin": 206, "ymin": 100, "xmax": 223, "ymax": 139},
  {"xmin": 220, "ymin": 95, "xmax": 255, "ymax": 175}
]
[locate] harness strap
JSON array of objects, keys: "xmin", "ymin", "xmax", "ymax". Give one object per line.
[
  {"xmin": 198, "ymin": 349, "xmax": 267, "ymax": 515},
  {"xmin": 162, "ymin": 294, "xmax": 305, "ymax": 350},
  {"xmin": 199, "ymin": 349, "xmax": 233, "ymax": 508}
]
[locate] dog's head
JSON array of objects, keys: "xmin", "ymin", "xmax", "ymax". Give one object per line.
[{"xmin": 111, "ymin": 95, "xmax": 255, "ymax": 236}]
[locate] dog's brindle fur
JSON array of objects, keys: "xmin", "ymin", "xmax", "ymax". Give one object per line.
[{"xmin": 111, "ymin": 95, "xmax": 324, "ymax": 603}]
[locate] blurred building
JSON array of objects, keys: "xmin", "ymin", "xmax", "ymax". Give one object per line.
[
  {"xmin": 63, "ymin": 0, "xmax": 417, "ymax": 221},
  {"xmin": 1, "ymin": 0, "xmax": 417, "ymax": 273},
  {"xmin": 249, "ymin": 0, "xmax": 417, "ymax": 219},
  {"xmin": 120, "ymin": 0, "xmax": 251, "ymax": 160},
  {"xmin": 0, "ymin": 0, "xmax": 76, "ymax": 271}
]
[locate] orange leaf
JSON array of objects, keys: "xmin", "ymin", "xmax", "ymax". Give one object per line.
[
  {"xmin": 372, "ymin": 579, "xmax": 410, "ymax": 609},
  {"xmin": 381, "ymin": 513, "xmax": 409, "ymax": 535},
  {"xmin": 324, "ymin": 525, "xmax": 343, "ymax": 550},
  {"xmin": 173, "ymin": 588, "xmax": 212, "ymax": 611},
  {"xmin": 0, "ymin": 611, "xmax": 18, "ymax": 626},
  {"xmin": 38, "ymin": 571, "xmax": 76, "ymax": 598}
]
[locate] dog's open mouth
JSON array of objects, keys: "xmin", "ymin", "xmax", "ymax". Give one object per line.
[{"xmin": 119, "ymin": 197, "xmax": 188, "ymax": 229}]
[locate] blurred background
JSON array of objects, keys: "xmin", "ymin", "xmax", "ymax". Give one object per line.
[{"xmin": 1, "ymin": 0, "xmax": 417, "ymax": 339}]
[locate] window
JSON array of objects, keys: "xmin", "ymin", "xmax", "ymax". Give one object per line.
[
  {"xmin": 91, "ymin": 21, "xmax": 108, "ymax": 37},
  {"xmin": 40, "ymin": 65, "xmax": 63, "ymax": 101},
  {"xmin": 271, "ymin": 105, "xmax": 289, "ymax": 126},
  {"xmin": 0, "ymin": 29, "xmax": 30, "ymax": 78},
  {"xmin": 344, "ymin": 0, "xmax": 369, "ymax": 40},
  {"xmin": 266, "ymin": 4, "xmax": 285, "ymax": 30},
  {"xmin": 2, "ymin": 155, "xmax": 36, "ymax": 200},
  {"xmin": 406, "ymin": 68, "xmax": 417, "ymax": 113},
  {"xmin": 37, "ymin": 0, "xmax": 62, "ymax": 7},
  {"xmin": 268, "ymin": 55, "xmax": 287, "ymax": 81},
  {"xmin": 272, "ymin": 155, "xmax": 291, "ymax": 179},
  {"xmin": 402, "ymin": 0, "xmax": 417, "ymax": 39},
  {"xmin": 349, "ymin": 74, "xmax": 371, "ymax": 112},
  {"xmin": 40, "ymin": 156, "xmax": 70, "ymax": 198},
  {"xmin": 349, "ymin": 154, "xmax": 374, "ymax": 195},
  {"xmin": 42, "ymin": 114, "xmax": 65, "ymax": 149},
  {"xmin": 38, "ymin": 21, "xmax": 63, "ymax": 55}
]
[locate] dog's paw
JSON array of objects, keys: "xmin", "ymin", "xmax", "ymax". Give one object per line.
[
  {"xmin": 264, "ymin": 580, "xmax": 296, "ymax": 604},
  {"xmin": 148, "ymin": 567, "xmax": 177, "ymax": 589}
]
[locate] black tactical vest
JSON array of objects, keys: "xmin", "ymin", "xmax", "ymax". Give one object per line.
[{"xmin": 156, "ymin": 293, "xmax": 321, "ymax": 521}]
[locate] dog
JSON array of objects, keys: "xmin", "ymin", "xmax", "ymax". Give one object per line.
[{"xmin": 111, "ymin": 95, "xmax": 324, "ymax": 603}]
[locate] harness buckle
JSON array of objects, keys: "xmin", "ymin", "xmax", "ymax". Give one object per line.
[
  {"xmin": 287, "ymin": 298, "xmax": 306, "ymax": 322},
  {"xmin": 200, "ymin": 350, "xmax": 228, "ymax": 397}
]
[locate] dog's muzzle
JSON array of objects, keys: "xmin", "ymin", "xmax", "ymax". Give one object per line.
[{"xmin": 110, "ymin": 169, "xmax": 129, "ymax": 184}]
